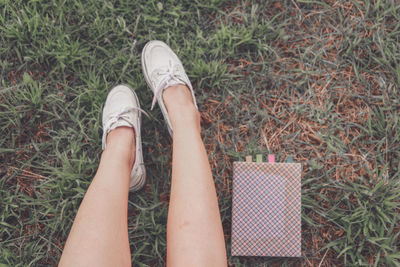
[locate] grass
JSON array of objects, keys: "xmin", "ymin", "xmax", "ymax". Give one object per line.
[{"xmin": 1, "ymin": 0, "xmax": 400, "ymax": 266}]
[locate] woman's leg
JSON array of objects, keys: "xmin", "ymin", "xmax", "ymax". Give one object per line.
[
  {"xmin": 59, "ymin": 127, "xmax": 135, "ymax": 267},
  {"xmin": 164, "ymin": 84, "xmax": 227, "ymax": 267}
]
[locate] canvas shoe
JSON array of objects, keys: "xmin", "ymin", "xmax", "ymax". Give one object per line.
[
  {"xmin": 102, "ymin": 84, "xmax": 146, "ymax": 191},
  {"xmin": 141, "ymin": 40, "xmax": 198, "ymax": 135}
]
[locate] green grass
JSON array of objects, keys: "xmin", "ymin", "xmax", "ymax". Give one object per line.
[{"xmin": 1, "ymin": 0, "xmax": 400, "ymax": 266}]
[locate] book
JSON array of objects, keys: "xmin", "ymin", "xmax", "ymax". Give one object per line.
[{"xmin": 231, "ymin": 161, "xmax": 302, "ymax": 257}]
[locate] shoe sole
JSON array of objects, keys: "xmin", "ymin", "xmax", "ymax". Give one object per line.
[{"xmin": 129, "ymin": 86, "xmax": 146, "ymax": 191}]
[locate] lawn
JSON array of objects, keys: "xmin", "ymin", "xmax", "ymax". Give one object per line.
[{"xmin": 1, "ymin": 0, "xmax": 400, "ymax": 266}]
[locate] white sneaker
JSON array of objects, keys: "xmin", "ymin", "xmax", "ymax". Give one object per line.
[
  {"xmin": 102, "ymin": 85, "xmax": 146, "ymax": 191},
  {"xmin": 141, "ymin": 40, "xmax": 198, "ymax": 135}
]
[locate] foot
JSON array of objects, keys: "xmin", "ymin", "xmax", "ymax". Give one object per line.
[
  {"xmin": 141, "ymin": 40, "xmax": 198, "ymax": 135},
  {"xmin": 102, "ymin": 85, "xmax": 146, "ymax": 191}
]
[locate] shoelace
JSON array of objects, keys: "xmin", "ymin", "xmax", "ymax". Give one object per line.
[
  {"xmin": 151, "ymin": 61, "xmax": 185, "ymax": 110},
  {"xmin": 103, "ymin": 106, "xmax": 149, "ymax": 139}
]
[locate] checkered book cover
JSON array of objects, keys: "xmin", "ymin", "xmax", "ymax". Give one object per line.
[{"xmin": 231, "ymin": 162, "xmax": 302, "ymax": 257}]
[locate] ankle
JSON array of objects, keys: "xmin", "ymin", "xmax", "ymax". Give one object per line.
[
  {"xmin": 163, "ymin": 84, "xmax": 195, "ymax": 111},
  {"xmin": 162, "ymin": 84, "xmax": 200, "ymax": 131},
  {"xmin": 169, "ymin": 106, "xmax": 201, "ymax": 133},
  {"xmin": 104, "ymin": 127, "xmax": 136, "ymax": 169}
]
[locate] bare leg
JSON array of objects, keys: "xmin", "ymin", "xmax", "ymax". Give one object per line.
[
  {"xmin": 59, "ymin": 127, "xmax": 135, "ymax": 267},
  {"xmin": 164, "ymin": 84, "xmax": 227, "ymax": 267}
]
